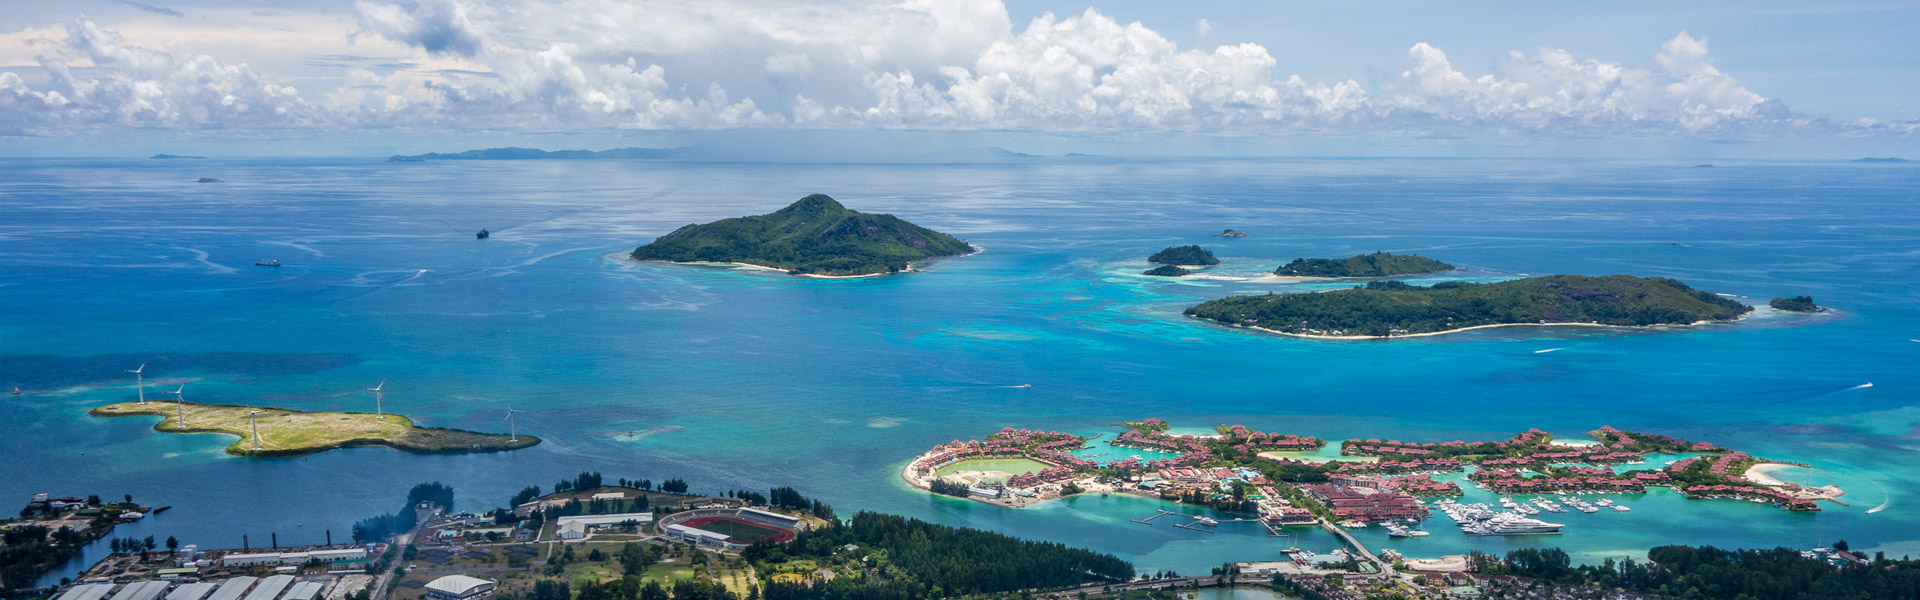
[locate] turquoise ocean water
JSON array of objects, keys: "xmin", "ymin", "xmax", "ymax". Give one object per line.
[{"xmin": 1, "ymin": 157, "xmax": 1915, "ymax": 584}]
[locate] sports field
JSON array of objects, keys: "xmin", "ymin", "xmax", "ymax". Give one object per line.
[{"xmin": 679, "ymin": 516, "xmax": 793, "ymax": 543}]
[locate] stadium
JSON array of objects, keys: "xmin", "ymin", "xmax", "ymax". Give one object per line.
[{"xmin": 655, "ymin": 507, "xmax": 803, "ymax": 550}]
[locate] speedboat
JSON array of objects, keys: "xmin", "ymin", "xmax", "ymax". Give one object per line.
[
  {"xmin": 476, "ymin": 228, "xmax": 491, "ymax": 239},
  {"xmin": 255, "ymin": 259, "xmax": 280, "ymax": 266}
]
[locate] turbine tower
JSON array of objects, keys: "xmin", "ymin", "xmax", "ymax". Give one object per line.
[
  {"xmin": 248, "ymin": 409, "xmax": 264, "ymax": 452},
  {"xmin": 168, "ymin": 384, "xmax": 188, "ymax": 428},
  {"xmin": 505, "ymin": 404, "xmax": 525, "ymax": 443},
  {"xmin": 125, "ymin": 363, "xmax": 147, "ymax": 403},
  {"xmin": 364, "ymin": 379, "xmax": 387, "ymax": 418}
]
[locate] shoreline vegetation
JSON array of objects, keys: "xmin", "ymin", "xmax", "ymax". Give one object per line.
[
  {"xmin": 629, "ymin": 194, "xmax": 974, "ymax": 277},
  {"xmin": 1187, "ymin": 274, "xmax": 1753, "ymax": 338},
  {"xmin": 1273, "ymin": 252, "xmax": 1456, "ymax": 278},
  {"xmin": 89, "ymin": 401, "xmax": 539, "ymax": 457},
  {"xmin": 1147, "ymin": 245, "xmax": 1219, "ymax": 267}
]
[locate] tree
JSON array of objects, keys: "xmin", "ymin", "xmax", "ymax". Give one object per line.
[{"xmin": 165, "ymin": 537, "xmax": 178, "ymax": 551}]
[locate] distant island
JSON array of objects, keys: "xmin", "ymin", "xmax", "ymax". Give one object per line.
[
  {"xmin": 91, "ymin": 401, "xmax": 538, "ymax": 457},
  {"xmin": 150, "ymin": 154, "xmax": 205, "ymax": 159},
  {"xmin": 1273, "ymin": 252, "xmax": 1454, "ymax": 278},
  {"xmin": 630, "ymin": 194, "xmax": 974, "ymax": 277},
  {"xmin": 387, "ymin": 146, "xmax": 693, "ymax": 162},
  {"xmin": 1852, "ymin": 157, "xmax": 1910, "ymax": 163},
  {"xmin": 1770, "ymin": 296, "xmax": 1822, "ymax": 313},
  {"xmin": 1214, "ymin": 229, "xmax": 1248, "ymax": 237},
  {"xmin": 1142, "ymin": 265, "xmax": 1191, "ymax": 277},
  {"xmin": 1186, "ymin": 274, "xmax": 1753, "ymax": 338},
  {"xmin": 195, "ymin": 178, "xmax": 222, "ymax": 183},
  {"xmin": 1147, "ymin": 245, "xmax": 1219, "ymax": 266}
]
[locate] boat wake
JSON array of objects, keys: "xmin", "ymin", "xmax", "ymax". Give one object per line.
[
  {"xmin": 1534, "ymin": 347, "xmax": 1563, "ymax": 354},
  {"xmin": 1849, "ymin": 382, "xmax": 1874, "ymax": 390}
]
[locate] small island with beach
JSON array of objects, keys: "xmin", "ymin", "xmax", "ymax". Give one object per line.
[
  {"xmin": 90, "ymin": 401, "xmax": 539, "ymax": 457},
  {"xmin": 630, "ymin": 194, "xmax": 974, "ymax": 277},
  {"xmin": 1770, "ymin": 295, "xmax": 1822, "ymax": 313},
  {"xmin": 1148, "ymin": 245, "xmax": 1220, "ymax": 266},
  {"xmin": 1186, "ymin": 274, "xmax": 1753, "ymax": 338},
  {"xmin": 1273, "ymin": 252, "xmax": 1455, "ymax": 278}
]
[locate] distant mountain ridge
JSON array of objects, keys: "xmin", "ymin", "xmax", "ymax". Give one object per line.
[
  {"xmin": 387, "ymin": 146, "xmax": 695, "ymax": 161},
  {"xmin": 1852, "ymin": 157, "xmax": 1910, "ymax": 163}
]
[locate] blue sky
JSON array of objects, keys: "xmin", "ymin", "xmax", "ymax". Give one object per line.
[{"xmin": 1, "ymin": 0, "xmax": 1915, "ymax": 158}]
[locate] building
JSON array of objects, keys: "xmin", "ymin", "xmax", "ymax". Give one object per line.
[
  {"xmin": 553, "ymin": 513, "xmax": 654, "ymax": 539},
  {"xmin": 590, "ymin": 492, "xmax": 627, "ymax": 501},
  {"xmin": 280, "ymin": 582, "xmax": 323, "ymax": 600},
  {"xmin": 240, "ymin": 575, "xmax": 292, "ymax": 600},
  {"xmin": 555, "ymin": 521, "xmax": 588, "ymax": 540},
  {"xmin": 54, "ymin": 584, "xmax": 115, "ymax": 600},
  {"xmin": 204, "ymin": 577, "xmax": 256, "ymax": 600},
  {"xmin": 736, "ymin": 508, "xmax": 802, "ymax": 530},
  {"xmin": 164, "ymin": 583, "xmax": 215, "ymax": 600},
  {"xmin": 218, "ymin": 547, "xmax": 369, "ymax": 568},
  {"xmin": 424, "ymin": 576, "xmax": 495, "ymax": 600},
  {"xmin": 662, "ymin": 524, "xmax": 733, "ymax": 548},
  {"xmin": 109, "ymin": 581, "xmax": 171, "ymax": 600}
]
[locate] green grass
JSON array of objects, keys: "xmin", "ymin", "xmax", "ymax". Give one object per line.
[
  {"xmin": 689, "ymin": 519, "xmax": 782, "ymax": 543},
  {"xmin": 89, "ymin": 401, "xmax": 538, "ymax": 457}
]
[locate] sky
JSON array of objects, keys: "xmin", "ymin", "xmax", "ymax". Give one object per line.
[{"xmin": 1, "ymin": 0, "xmax": 1916, "ymax": 158}]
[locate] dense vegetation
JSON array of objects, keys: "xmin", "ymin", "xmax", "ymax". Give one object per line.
[
  {"xmin": 1, "ymin": 523, "xmax": 91, "ymax": 593},
  {"xmin": 1473, "ymin": 545, "xmax": 1920, "ymax": 600},
  {"xmin": 1186, "ymin": 274, "xmax": 1752, "ymax": 337},
  {"xmin": 1770, "ymin": 296, "xmax": 1820, "ymax": 312},
  {"xmin": 743, "ymin": 512, "xmax": 1132, "ymax": 598},
  {"xmin": 927, "ymin": 478, "xmax": 970, "ymax": 497},
  {"xmin": 351, "ymin": 482, "xmax": 455, "ymax": 542},
  {"xmin": 1142, "ymin": 265, "xmax": 1191, "ymax": 277},
  {"xmin": 1147, "ymin": 245, "xmax": 1219, "ymax": 266},
  {"xmin": 630, "ymin": 194, "xmax": 974, "ymax": 276},
  {"xmin": 1273, "ymin": 252, "xmax": 1454, "ymax": 277}
]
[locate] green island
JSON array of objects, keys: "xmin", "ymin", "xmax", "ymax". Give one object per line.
[
  {"xmin": 1186, "ymin": 274, "xmax": 1752, "ymax": 338},
  {"xmin": 1274, "ymin": 251, "xmax": 1455, "ymax": 277},
  {"xmin": 1147, "ymin": 245, "xmax": 1219, "ymax": 266},
  {"xmin": 89, "ymin": 401, "xmax": 539, "ymax": 457},
  {"xmin": 629, "ymin": 194, "xmax": 974, "ymax": 277},
  {"xmin": 1141, "ymin": 265, "xmax": 1191, "ymax": 277},
  {"xmin": 1770, "ymin": 295, "xmax": 1821, "ymax": 312}
]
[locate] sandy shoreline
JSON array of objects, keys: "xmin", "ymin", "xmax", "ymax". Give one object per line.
[
  {"xmin": 1743, "ymin": 462, "xmax": 1846, "ymax": 501},
  {"xmin": 1197, "ymin": 315, "xmax": 1740, "ymax": 340},
  {"xmin": 633, "ymin": 246, "xmax": 978, "ymax": 279}
]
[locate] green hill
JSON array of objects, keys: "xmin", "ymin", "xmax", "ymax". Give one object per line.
[
  {"xmin": 1274, "ymin": 252, "xmax": 1454, "ymax": 277},
  {"xmin": 1148, "ymin": 245, "xmax": 1219, "ymax": 266},
  {"xmin": 1142, "ymin": 265, "xmax": 1191, "ymax": 277},
  {"xmin": 630, "ymin": 194, "xmax": 974, "ymax": 276},
  {"xmin": 1186, "ymin": 275, "xmax": 1751, "ymax": 337},
  {"xmin": 1769, "ymin": 296, "xmax": 1820, "ymax": 312}
]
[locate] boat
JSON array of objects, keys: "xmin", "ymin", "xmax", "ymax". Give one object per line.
[
  {"xmin": 255, "ymin": 259, "xmax": 280, "ymax": 267},
  {"xmin": 1612, "ymin": 505, "xmax": 1631, "ymax": 512},
  {"xmin": 1409, "ymin": 530, "xmax": 1430, "ymax": 537},
  {"xmin": 476, "ymin": 228, "xmax": 490, "ymax": 239},
  {"xmin": 1193, "ymin": 516, "xmax": 1218, "ymax": 526},
  {"xmin": 10, "ymin": 387, "xmax": 18, "ymax": 395}
]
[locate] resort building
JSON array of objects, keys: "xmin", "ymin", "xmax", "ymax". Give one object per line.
[{"xmin": 424, "ymin": 576, "xmax": 496, "ymax": 600}]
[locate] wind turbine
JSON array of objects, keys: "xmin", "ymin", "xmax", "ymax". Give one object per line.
[
  {"xmin": 167, "ymin": 384, "xmax": 187, "ymax": 428},
  {"xmin": 364, "ymin": 380, "xmax": 387, "ymax": 418},
  {"xmin": 125, "ymin": 363, "xmax": 147, "ymax": 403},
  {"xmin": 504, "ymin": 404, "xmax": 525, "ymax": 443},
  {"xmin": 248, "ymin": 409, "xmax": 263, "ymax": 452}
]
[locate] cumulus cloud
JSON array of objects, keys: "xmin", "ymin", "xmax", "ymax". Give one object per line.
[
  {"xmin": 1, "ymin": 19, "xmax": 316, "ymax": 134},
  {"xmin": 0, "ymin": 1, "xmax": 1892, "ymax": 138}
]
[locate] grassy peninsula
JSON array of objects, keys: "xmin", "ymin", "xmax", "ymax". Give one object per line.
[
  {"xmin": 1186, "ymin": 274, "xmax": 1752, "ymax": 337},
  {"xmin": 90, "ymin": 401, "xmax": 538, "ymax": 457},
  {"xmin": 1274, "ymin": 251, "xmax": 1455, "ymax": 277},
  {"xmin": 1148, "ymin": 245, "xmax": 1219, "ymax": 266},
  {"xmin": 630, "ymin": 194, "xmax": 973, "ymax": 277}
]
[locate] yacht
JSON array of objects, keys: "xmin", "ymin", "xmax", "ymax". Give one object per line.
[
  {"xmin": 1612, "ymin": 505, "xmax": 1631, "ymax": 512},
  {"xmin": 1193, "ymin": 516, "xmax": 1218, "ymax": 526}
]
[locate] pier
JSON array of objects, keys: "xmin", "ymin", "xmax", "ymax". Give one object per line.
[{"xmin": 1317, "ymin": 518, "xmax": 1390, "ymax": 574}]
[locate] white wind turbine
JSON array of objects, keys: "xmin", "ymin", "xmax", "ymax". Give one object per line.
[
  {"xmin": 125, "ymin": 363, "xmax": 147, "ymax": 403},
  {"xmin": 504, "ymin": 403, "xmax": 525, "ymax": 443},
  {"xmin": 248, "ymin": 409, "xmax": 264, "ymax": 452},
  {"xmin": 364, "ymin": 379, "xmax": 387, "ymax": 418},
  {"xmin": 167, "ymin": 384, "xmax": 188, "ymax": 428}
]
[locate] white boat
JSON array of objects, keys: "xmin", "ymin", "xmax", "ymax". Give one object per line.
[
  {"xmin": 1612, "ymin": 505, "xmax": 1631, "ymax": 512},
  {"xmin": 1193, "ymin": 516, "xmax": 1218, "ymax": 526}
]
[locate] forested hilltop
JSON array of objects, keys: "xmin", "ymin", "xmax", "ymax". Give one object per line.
[
  {"xmin": 1274, "ymin": 252, "xmax": 1454, "ymax": 277},
  {"xmin": 630, "ymin": 194, "xmax": 974, "ymax": 276},
  {"xmin": 1186, "ymin": 275, "xmax": 1751, "ymax": 337}
]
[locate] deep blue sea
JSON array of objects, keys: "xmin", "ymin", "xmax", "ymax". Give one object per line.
[{"xmin": 2, "ymin": 157, "xmax": 1916, "ymax": 584}]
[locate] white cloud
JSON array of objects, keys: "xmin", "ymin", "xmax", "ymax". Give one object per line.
[{"xmin": 0, "ymin": 1, "xmax": 1893, "ymax": 138}]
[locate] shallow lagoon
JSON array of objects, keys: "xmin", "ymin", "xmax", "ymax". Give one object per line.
[{"xmin": 1, "ymin": 157, "xmax": 1915, "ymax": 584}]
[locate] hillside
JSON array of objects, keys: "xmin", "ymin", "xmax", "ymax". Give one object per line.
[
  {"xmin": 1186, "ymin": 274, "xmax": 1752, "ymax": 337},
  {"xmin": 1274, "ymin": 252, "xmax": 1455, "ymax": 277},
  {"xmin": 1148, "ymin": 245, "xmax": 1220, "ymax": 266},
  {"xmin": 630, "ymin": 194, "xmax": 974, "ymax": 276}
]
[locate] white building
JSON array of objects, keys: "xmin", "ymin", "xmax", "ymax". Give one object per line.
[
  {"xmin": 554, "ymin": 513, "xmax": 653, "ymax": 539},
  {"xmin": 662, "ymin": 524, "xmax": 733, "ymax": 548},
  {"xmin": 423, "ymin": 576, "xmax": 495, "ymax": 600},
  {"xmin": 736, "ymin": 508, "xmax": 801, "ymax": 530},
  {"xmin": 240, "ymin": 576, "xmax": 292, "ymax": 600},
  {"xmin": 589, "ymin": 492, "xmax": 626, "ymax": 501},
  {"xmin": 219, "ymin": 547, "xmax": 368, "ymax": 568}
]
